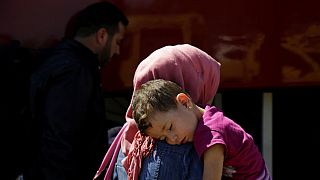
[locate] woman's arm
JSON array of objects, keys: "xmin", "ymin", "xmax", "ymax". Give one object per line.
[{"xmin": 203, "ymin": 144, "xmax": 225, "ymax": 180}]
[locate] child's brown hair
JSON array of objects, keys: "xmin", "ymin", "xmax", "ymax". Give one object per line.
[{"xmin": 132, "ymin": 79, "xmax": 188, "ymax": 134}]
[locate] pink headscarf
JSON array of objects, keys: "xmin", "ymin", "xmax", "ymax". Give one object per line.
[{"xmin": 94, "ymin": 44, "xmax": 220, "ymax": 180}]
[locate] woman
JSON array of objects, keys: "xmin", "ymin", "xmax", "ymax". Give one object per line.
[{"xmin": 94, "ymin": 44, "xmax": 221, "ymax": 180}]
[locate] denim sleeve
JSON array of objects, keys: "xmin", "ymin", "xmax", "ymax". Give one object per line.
[
  {"xmin": 139, "ymin": 141, "xmax": 203, "ymax": 180},
  {"xmin": 113, "ymin": 147, "xmax": 128, "ymax": 180}
]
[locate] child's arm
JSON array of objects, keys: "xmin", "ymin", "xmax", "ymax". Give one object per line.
[{"xmin": 202, "ymin": 144, "xmax": 225, "ymax": 180}]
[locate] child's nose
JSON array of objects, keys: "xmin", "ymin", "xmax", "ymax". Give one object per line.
[{"xmin": 166, "ymin": 133, "xmax": 178, "ymax": 145}]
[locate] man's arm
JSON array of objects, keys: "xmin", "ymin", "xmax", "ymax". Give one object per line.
[{"xmin": 40, "ymin": 65, "xmax": 93, "ymax": 179}]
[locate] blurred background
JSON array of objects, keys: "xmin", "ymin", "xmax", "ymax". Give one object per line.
[{"xmin": 1, "ymin": 0, "xmax": 319, "ymax": 179}]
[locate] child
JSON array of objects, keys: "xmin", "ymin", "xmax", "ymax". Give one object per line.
[{"xmin": 132, "ymin": 79, "xmax": 271, "ymax": 180}]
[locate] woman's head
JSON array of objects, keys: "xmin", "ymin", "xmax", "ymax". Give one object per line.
[{"xmin": 126, "ymin": 44, "xmax": 221, "ymax": 123}]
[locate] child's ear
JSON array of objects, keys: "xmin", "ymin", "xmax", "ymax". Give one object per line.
[{"xmin": 176, "ymin": 93, "xmax": 191, "ymax": 107}]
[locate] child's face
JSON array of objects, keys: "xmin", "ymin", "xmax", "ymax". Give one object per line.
[{"xmin": 145, "ymin": 103, "xmax": 198, "ymax": 145}]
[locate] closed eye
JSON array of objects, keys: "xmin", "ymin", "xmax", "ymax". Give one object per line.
[{"xmin": 158, "ymin": 124, "xmax": 172, "ymax": 141}]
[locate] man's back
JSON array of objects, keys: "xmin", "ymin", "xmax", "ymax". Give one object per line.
[{"xmin": 26, "ymin": 39, "xmax": 108, "ymax": 180}]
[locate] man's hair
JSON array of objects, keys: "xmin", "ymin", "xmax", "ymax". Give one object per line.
[
  {"xmin": 65, "ymin": 1, "xmax": 129, "ymax": 38},
  {"xmin": 132, "ymin": 79, "xmax": 187, "ymax": 134}
]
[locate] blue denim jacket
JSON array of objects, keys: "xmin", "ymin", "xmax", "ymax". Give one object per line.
[{"xmin": 113, "ymin": 141, "xmax": 203, "ymax": 180}]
